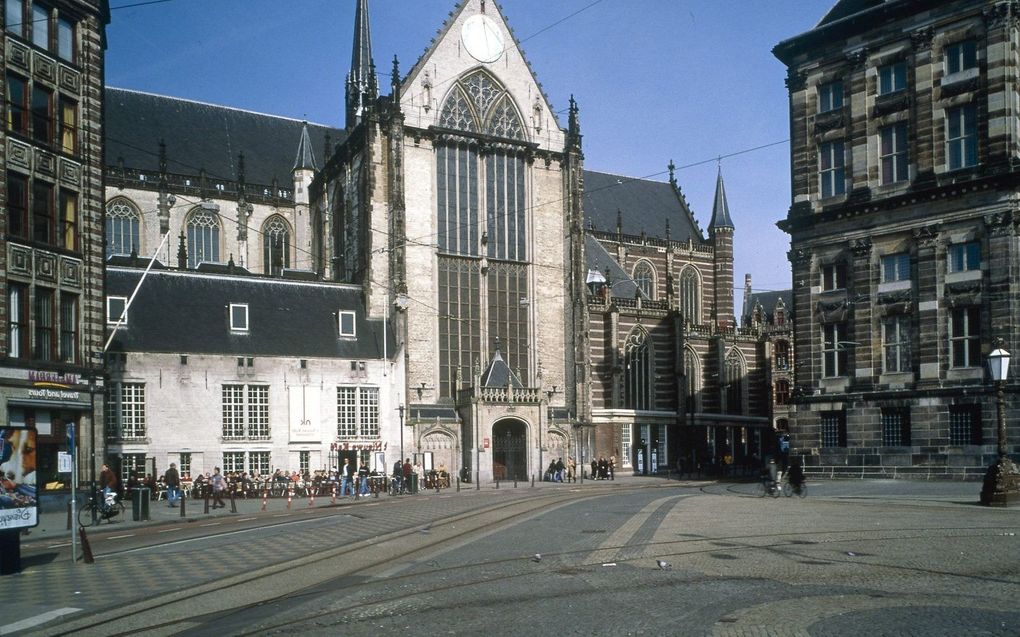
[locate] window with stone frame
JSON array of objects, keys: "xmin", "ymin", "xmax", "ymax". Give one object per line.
[
  {"xmin": 774, "ymin": 340, "xmax": 790, "ymax": 370},
  {"xmin": 878, "ymin": 61, "xmax": 907, "ymax": 95},
  {"xmin": 820, "ymin": 410, "xmax": 847, "ymax": 448},
  {"xmin": 945, "ymin": 40, "xmax": 978, "ymax": 75},
  {"xmin": 33, "ymin": 286, "xmax": 54, "ymax": 361},
  {"xmin": 949, "ymin": 306, "xmax": 981, "ymax": 368},
  {"xmin": 880, "ymin": 122, "xmax": 909, "ymax": 184},
  {"xmin": 774, "ymin": 379, "xmax": 791, "ymax": 406},
  {"xmin": 624, "ymin": 328, "xmax": 653, "ymax": 411},
  {"xmin": 723, "ymin": 350, "xmax": 745, "ymax": 415},
  {"xmin": 818, "ymin": 79, "xmax": 843, "ymax": 113},
  {"xmin": 336, "ymin": 386, "xmax": 380, "ymax": 439},
  {"xmin": 949, "ymin": 404, "xmax": 982, "ymax": 445},
  {"xmin": 58, "ymin": 292, "xmax": 76, "ymax": 363},
  {"xmin": 5, "ymin": 1, "xmax": 77, "ymax": 62},
  {"xmin": 819, "ymin": 140, "xmax": 846, "ymax": 198},
  {"xmin": 683, "ymin": 348, "xmax": 700, "ymax": 415},
  {"xmin": 7, "ymin": 282, "xmax": 28, "ymax": 359},
  {"xmin": 821, "ymin": 262, "xmax": 847, "ymax": 291},
  {"xmin": 222, "ymin": 452, "xmax": 244, "ymax": 474},
  {"xmin": 679, "ymin": 266, "xmax": 700, "ymax": 324},
  {"xmin": 262, "ymin": 215, "xmax": 291, "ymax": 276},
  {"xmin": 882, "ymin": 252, "xmax": 911, "ymax": 283},
  {"xmin": 106, "ymin": 199, "xmax": 141, "ymax": 257},
  {"xmin": 186, "ymin": 207, "xmax": 221, "ymax": 267},
  {"xmin": 946, "ymin": 104, "xmax": 977, "ymax": 170},
  {"xmin": 882, "ymin": 314, "xmax": 912, "ymax": 373},
  {"xmin": 947, "ymin": 241, "xmax": 980, "ymax": 273},
  {"xmin": 248, "ymin": 451, "xmax": 270, "ymax": 478},
  {"xmin": 881, "ymin": 407, "xmax": 911, "ymax": 446},
  {"xmin": 633, "ymin": 261, "xmax": 654, "ymax": 300},
  {"xmin": 822, "ymin": 322, "xmax": 848, "ymax": 377}
]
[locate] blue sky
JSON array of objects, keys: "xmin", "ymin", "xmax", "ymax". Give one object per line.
[{"xmin": 106, "ymin": 0, "xmax": 838, "ymax": 301}]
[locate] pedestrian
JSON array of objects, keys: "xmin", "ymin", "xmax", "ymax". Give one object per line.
[
  {"xmin": 403, "ymin": 458, "xmax": 413, "ymax": 493},
  {"xmin": 210, "ymin": 466, "xmax": 226, "ymax": 508},
  {"xmin": 340, "ymin": 458, "xmax": 354, "ymax": 497},
  {"xmin": 566, "ymin": 457, "xmax": 576, "ymax": 483},
  {"xmin": 590, "ymin": 459, "xmax": 598, "ymax": 481},
  {"xmin": 164, "ymin": 462, "xmax": 181, "ymax": 507},
  {"xmin": 555, "ymin": 458, "xmax": 565, "ymax": 482},
  {"xmin": 598, "ymin": 457, "xmax": 608, "ymax": 480},
  {"xmin": 609, "ymin": 456, "xmax": 616, "ymax": 481},
  {"xmin": 357, "ymin": 460, "xmax": 370, "ymax": 496},
  {"xmin": 392, "ymin": 459, "xmax": 403, "ymax": 493},
  {"xmin": 99, "ymin": 463, "xmax": 119, "ymax": 510}
]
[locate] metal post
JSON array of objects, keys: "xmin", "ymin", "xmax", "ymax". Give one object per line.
[
  {"xmin": 997, "ymin": 381, "xmax": 1008, "ymax": 459},
  {"xmin": 398, "ymin": 404, "xmax": 405, "ymax": 481}
]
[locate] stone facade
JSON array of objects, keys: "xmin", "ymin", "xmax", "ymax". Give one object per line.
[{"xmin": 774, "ymin": 0, "xmax": 1020, "ymax": 478}]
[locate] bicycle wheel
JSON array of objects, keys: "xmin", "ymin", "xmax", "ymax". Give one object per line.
[
  {"xmin": 78, "ymin": 503, "xmax": 96, "ymax": 527},
  {"xmin": 755, "ymin": 482, "xmax": 766, "ymax": 498},
  {"xmin": 782, "ymin": 482, "xmax": 793, "ymax": 497},
  {"xmin": 797, "ymin": 484, "xmax": 807, "ymax": 498}
]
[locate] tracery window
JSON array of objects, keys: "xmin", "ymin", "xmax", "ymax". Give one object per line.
[
  {"xmin": 633, "ymin": 261, "xmax": 654, "ymax": 300},
  {"xmin": 679, "ymin": 267, "xmax": 700, "ymax": 324},
  {"xmin": 723, "ymin": 349, "xmax": 745, "ymax": 415},
  {"xmin": 186, "ymin": 207, "xmax": 220, "ymax": 268},
  {"xmin": 105, "ymin": 199, "xmax": 140, "ymax": 257},
  {"xmin": 683, "ymin": 347, "xmax": 700, "ymax": 415},
  {"xmin": 624, "ymin": 328, "xmax": 653, "ymax": 410},
  {"xmin": 262, "ymin": 215, "xmax": 291, "ymax": 276}
]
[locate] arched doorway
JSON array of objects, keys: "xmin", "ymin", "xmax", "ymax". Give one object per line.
[{"xmin": 492, "ymin": 419, "xmax": 527, "ymax": 481}]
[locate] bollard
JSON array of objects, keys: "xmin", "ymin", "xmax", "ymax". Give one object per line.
[
  {"xmin": 66, "ymin": 501, "xmax": 72, "ymax": 531},
  {"xmin": 308, "ymin": 490, "xmax": 315, "ymax": 507},
  {"xmin": 514, "ymin": 478, "xmax": 517, "ymax": 488},
  {"xmin": 456, "ymin": 477, "xmax": 461, "ymax": 492},
  {"xmin": 331, "ymin": 484, "xmax": 337, "ymax": 505},
  {"xmin": 261, "ymin": 490, "xmax": 268, "ymax": 512},
  {"xmin": 180, "ymin": 493, "xmax": 186, "ymax": 517},
  {"xmin": 495, "ymin": 480, "xmax": 499, "ymax": 489},
  {"xmin": 286, "ymin": 488, "xmax": 292, "ymax": 509},
  {"xmin": 531, "ymin": 474, "xmax": 535, "ymax": 488},
  {"xmin": 79, "ymin": 526, "xmax": 94, "ymax": 564},
  {"xmin": 204, "ymin": 490, "xmax": 210, "ymax": 515},
  {"xmin": 230, "ymin": 489, "xmax": 237, "ymax": 514}
]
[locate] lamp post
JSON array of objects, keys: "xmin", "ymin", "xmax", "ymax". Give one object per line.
[
  {"xmin": 398, "ymin": 404, "xmax": 405, "ymax": 470},
  {"xmin": 981, "ymin": 342, "xmax": 1020, "ymax": 506}
]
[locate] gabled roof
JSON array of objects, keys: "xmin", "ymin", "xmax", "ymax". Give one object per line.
[
  {"xmin": 583, "ymin": 170, "xmax": 701, "ymax": 242},
  {"xmin": 105, "ymin": 267, "xmax": 390, "ymax": 359},
  {"xmin": 105, "ymin": 87, "xmax": 343, "ymax": 186},
  {"xmin": 742, "ymin": 289, "xmax": 793, "ymax": 326}
]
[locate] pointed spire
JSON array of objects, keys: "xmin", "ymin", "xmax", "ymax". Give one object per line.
[
  {"xmin": 667, "ymin": 159, "xmax": 676, "ymax": 188},
  {"xmin": 293, "ymin": 121, "xmax": 317, "ymax": 171},
  {"xmin": 568, "ymin": 94, "xmax": 581, "ymax": 138},
  {"xmin": 346, "ymin": 0, "xmax": 377, "ymax": 128},
  {"xmin": 708, "ymin": 166, "xmax": 734, "ymax": 231}
]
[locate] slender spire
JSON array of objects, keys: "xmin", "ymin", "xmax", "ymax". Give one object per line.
[
  {"xmin": 708, "ymin": 166, "xmax": 734, "ymax": 231},
  {"xmin": 293, "ymin": 121, "xmax": 317, "ymax": 171},
  {"xmin": 346, "ymin": 0, "xmax": 377, "ymax": 129}
]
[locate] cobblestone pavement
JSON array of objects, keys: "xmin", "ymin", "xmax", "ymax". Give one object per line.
[{"xmin": 2, "ymin": 477, "xmax": 1016, "ymax": 636}]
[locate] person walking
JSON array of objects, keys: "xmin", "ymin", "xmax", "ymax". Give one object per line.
[
  {"xmin": 357, "ymin": 460, "xmax": 370, "ymax": 497},
  {"xmin": 555, "ymin": 458, "xmax": 565, "ymax": 482},
  {"xmin": 566, "ymin": 457, "xmax": 576, "ymax": 483},
  {"xmin": 340, "ymin": 458, "xmax": 354, "ymax": 497},
  {"xmin": 164, "ymin": 462, "xmax": 181, "ymax": 507},
  {"xmin": 609, "ymin": 456, "xmax": 616, "ymax": 481},
  {"xmin": 210, "ymin": 467, "xmax": 227, "ymax": 508},
  {"xmin": 403, "ymin": 458, "xmax": 414, "ymax": 494}
]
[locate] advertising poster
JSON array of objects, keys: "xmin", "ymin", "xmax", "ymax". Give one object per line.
[{"xmin": 0, "ymin": 427, "xmax": 38, "ymax": 530}]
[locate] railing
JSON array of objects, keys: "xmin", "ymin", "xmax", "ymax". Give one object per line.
[
  {"xmin": 476, "ymin": 385, "xmax": 542, "ymax": 403},
  {"xmin": 107, "ymin": 167, "xmax": 295, "ymax": 206}
]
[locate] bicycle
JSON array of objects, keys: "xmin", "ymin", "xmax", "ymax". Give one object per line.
[
  {"xmin": 755, "ymin": 477, "xmax": 782, "ymax": 498},
  {"xmin": 78, "ymin": 492, "xmax": 125, "ymax": 527},
  {"xmin": 779, "ymin": 472, "xmax": 807, "ymax": 498}
]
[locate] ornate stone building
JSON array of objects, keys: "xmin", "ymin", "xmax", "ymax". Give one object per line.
[
  {"xmin": 774, "ymin": 0, "xmax": 1019, "ymax": 477},
  {"xmin": 1, "ymin": 1, "xmax": 108, "ymax": 495}
]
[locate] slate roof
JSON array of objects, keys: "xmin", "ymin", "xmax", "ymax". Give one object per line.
[
  {"xmin": 105, "ymin": 267, "xmax": 391, "ymax": 359},
  {"xmin": 480, "ymin": 347, "xmax": 524, "ymax": 389},
  {"xmin": 816, "ymin": 0, "xmax": 884, "ymax": 26},
  {"xmin": 105, "ymin": 87, "xmax": 344, "ymax": 186},
  {"xmin": 742, "ymin": 289, "xmax": 793, "ymax": 326},
  {"xmin": 582, "ymin": 170, "xmax": 701, "ymax": 242},
  {"xmin": 708, "ymin": 169, "xmax": 734, "ymax": 231},
  {"xmin": 584, "ymin": 235, "xmax": 646, "ymax": 300}
]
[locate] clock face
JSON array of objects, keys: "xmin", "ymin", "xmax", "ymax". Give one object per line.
[{"xmin": 461, "ymin": 14, "xmax": 505, "ymax": 63}]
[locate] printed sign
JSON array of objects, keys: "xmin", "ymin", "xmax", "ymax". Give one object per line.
[
  {"xmin": 58, "ymin": 452, "xmax": 73, "ymax": 473},
  {"xmin": 288, "ymin": 385, "xmax": 321, "ymax": 442},
  {"xmin": 0, "ymin": 427, "xmax": 38, "ymax": 530}
]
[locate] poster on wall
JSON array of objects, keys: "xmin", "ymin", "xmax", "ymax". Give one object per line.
[
  {"xmin": 0, "ymin": 427, "xmax": 38, "ymax": 530},
  {"xmin": 288, "ymin": 385, "xmax": 321, "ymax": 442}
]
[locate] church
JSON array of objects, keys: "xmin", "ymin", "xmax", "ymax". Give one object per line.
[{"xmin": 96, "ymin": 0, "xmax": 782, "ymax": 484}]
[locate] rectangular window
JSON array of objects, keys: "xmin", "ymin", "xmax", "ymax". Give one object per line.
[
  {"xmin": 438, "ymin": 257, "xmax": 481, "ymax": 398},
  {"xmin": 248, "ymin": 385, "xmax": 269, "ymax": 438},
  {"xmin": 821, "ymin": 410, "xmax": 847, "ymax": 448},
  {"xmin": 229, "ymin": 303, "xmax": 248, "ymax": 331},
  {"xmin": 882, "ymin": 315, "xmax": 911, "ymax": 373},
  {"xmin": 881, "ymin": 253, "xmax": 911, "ymax": 283},
  {"xmin": 30, "ymin": 3, "xmax": 47, "ymax": 49},
  {"xmin": 223, "ymin": 451, "xmax": 244, "ymax": 474},
  {"xmin": 222, "ymin": 384, "xmax": 245, "ymax": 439},
  {"xmin": 880, "ymin": 123, "xmax": 909, "ymax": 184},
  {"xmin": 881, "ymin": 408, "xmax": 911, "ymax": 446},
  {"xmin": 947, "ymin": 104, "xmax": 977, "ymax": 170},
  {"xmin": 222, "ymin": 384, "xmax": 268, "ymax": 439},
  {"xmin": 298, "ymin": 451, "xmax": 310, "ymax": 474},
  {"xmin": 946, "ymin": 40, "xmax": 978, "ymax": 75},
  {"xmin": 33, "ymin": 286, "xmax": 53, "ymax": 361},
  {"xmin": 6, "ymin": 74, "xmax": 28, "ymax": 135},
  {"xmin": 59, "ymin": 292, "xmax": 76, "ymax": 363},
  {"xmin": 107, "ymin": 296, "xmax": 127, "ymax": 325},
  {"xmin": 179, "ymin": 452, "xmax": 192, "ymax": 479},
  {"xmin": 6, "ymin": 171, "xmax": 28, "ymax": 239},
  {"xmin": 59, "ymin": 189, "xmax": 77, "ymax": 250},
  {"xmin": 58, "ymin": 96, "xmax": 76, "ymax": 154},
  {"xmin": 56, "ymin": 15, "xmax": 73, "ymax": 61},
  {"xmin": 338, "ymin": 310, "xmax": 355, "ymax": 337},
  {"xmin": 30, "ymin": 84, "xmax": 51, "ymax": 146},
  {"xmin": 361, "ymin": 386, "xmax": 379, "ymax": 437},
  {"xmin": 119, "ymin": 454, "xmax": 146, "ymax": 486},
  {"xmin": 248, "ymin": 451, "xmax": 270, "ymax": 477},
  {"xmin": 5, "ymin": 0, "xmax": 23, "ymax": 36},
  {"xmin": 8, "ymin": 283, "xmax": 28, "ymax": 359},
  {"xmin": 950, "ymin": 307, "xmax": 981, "ymax": 368},
  {"xmin": 822, "ymin": 323, "xmax": 847, "ymax": 378},
  {"xmin": 337, "ymin": 386, "xmax": 356, "ymax": 438},
  {"xmin": 336, "ymin": 386, "xmax": 380, "ymax": 438},
  {"xmin": 879, "ymin": 61, "xmax": 907, "ymax": 95},
  {"xmin": 120, "ymin": 382, "xmax": 145, "ymax": 438},
  {"xmin": 949, "ymin": 405, "xmax": 982, "ymax": 445},
  {"xmin": 818, "ymin": 80, "xmax": 843, "ymax": 113},
  {"xmin": 948, "ymin": 241, "xmax": 980, "ymax": 273},
  {"xmin": 821, "ymin": 263, "xmax": 846, "ymax": 291},
  {"xmin": 31, "ymin": 180, "xmax": 53, "ymax": 244},
  {"xmin": 819, "ymin": 140, "xmax": 846, "ymax": 198},
  {"xmin": 621, "ymin": 425, "xmax": 631, "ymax": 469}
]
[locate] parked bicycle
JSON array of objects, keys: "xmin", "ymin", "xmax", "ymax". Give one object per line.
[{"xmin": 78, "ymin": 491, "xmax": 125, "ymax": 527}]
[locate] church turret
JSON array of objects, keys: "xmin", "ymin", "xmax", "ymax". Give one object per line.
[
  {"xmin": 292, "ymin": 122, "xmax": 317, "ymax": 269},
  {"xmin": 346, "ymin": 0, "xmax": 377, "ymax": 130},
  {"xmin": 709, "ymin": 167, "xmax": 735, "ymax": 328}
]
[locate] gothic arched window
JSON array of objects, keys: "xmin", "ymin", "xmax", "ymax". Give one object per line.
[
  {"xmin": 186, "ymin": 207, "xmax": 220, "ymax": 268},
  {"xmin": 679, "ymin": 266, "xmax": 701, "ymax": 324},
  {"xmin": 723, "ymin": 349, "xmax": 745, "ymax": 415},
  {"xmin": 774, "ymin": 340, "xmax": 790, "ymax": 370},
  {"xmin": 262, "ymin": 215, "xmax": 291, "ymax": 276},
  {"xmin": 775, "ymin": 379, "xmax": 791, "ymax": 405},
  {"xmin": 624, "ymin": 328, "xmax": 653, "ymax": 410},
  {"xmin": 438, "ymin": 70, "xmax": 526, "ymax": 141},
  {"xmin": 633, "ymin": 261, "xmax": 655, "ymax": 300},
  {"xmin": 683, "ymin": 347, "xmax": 700, "ymax": 415},
  {"xmin": 106, "ymin": 199, "xmax": 141, "ymax": 257}
]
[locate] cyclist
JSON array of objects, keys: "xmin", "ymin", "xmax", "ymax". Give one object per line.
[
  {"xmin": 99, "ymin": 463, "xmax": 118, "ymax": 512},
  {"xmin": 787, "ymin": 461, "xmax": 805, "ymax": 494}
]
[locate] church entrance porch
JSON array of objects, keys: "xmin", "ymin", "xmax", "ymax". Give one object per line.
[{"xmin": 492, "ymin": 419, "xmax": 528, "ymax": 481}]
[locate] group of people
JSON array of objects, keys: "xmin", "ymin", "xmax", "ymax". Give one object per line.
[
  {"xmin": 590, "ymin": 456, "xmax": 615, "ymax": 480},
  {"xmin": 544, "ymin": 457, "xmax": 576, "ymax": 482}
]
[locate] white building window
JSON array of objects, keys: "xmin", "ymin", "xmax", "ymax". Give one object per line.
[
  {"xmin": 336, "ymin": 386, "xmax": 380, "ymax": 439},
  {"xmin": 230, "ymin": 304, "xmax": 249, "ymax": 332},
  {"xmin": 222, "ymin": 384, "xmax": 269, "ymax": 439},
  {"xmin": 338, "ymin": 311, "xmax": 356, "ymax": 337},
  {"xmin": 249, "ymin": 451, "xmax": 270, "ymax": 477},
  {"xmin": 223, "ymin": 451, "xmax": 244, "ymax": 474},
  {"xmin": 186, "ymin": 207, "xmax": 221, "ymax": 267},
  {"xmin": 106, "ymin": 382, "xmax": 146, "ymax": 439},
  {"xmin": 105, "ymin": 199, "xmax": 141, "ymax": 257}
]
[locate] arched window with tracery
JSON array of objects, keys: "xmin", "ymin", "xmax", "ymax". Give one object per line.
[
  {"xmin": 679, "ymin": 266, "xmax": 701, "ymax": 324},
  {"xmin": 683, "ymin": 347, "xmax": 700, "ymax": 416},
  {"xmin": 774, "ymin": 340, "xmax": 790, "ymax": 370},
  {"xmin": 262, "ymin": 215, "xmax": 291, "ymax": 276},
  {"xmin": 723, "ymin": 349, "xmax": 745, "ymax": 415},
  {"xmin": 186, "ymin": 207, "xmax": 220, "ymax": 268},
  {"xmin": 624, "ymin": 328, "xmax": 653, "ymax": 410},
  {"xmin": 106, "ymin": 199, "xmax": 141, "ymax": 257},
  {"xmin": 435, "ymin": 70, "xmax": 530, "ymax": 397},
  {"xmin": 633, "ymin": 261, "xmax": 655, "ymax": 300}
]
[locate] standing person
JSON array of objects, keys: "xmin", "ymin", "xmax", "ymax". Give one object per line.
[
  {"xmin": 357, "ymin": 460, "xmax": 370, "ymax": 497},
  {"xmin": 598, "ymin": 457, "xmax": 609, "ymax": 480},
  {"xmin": 555, "ymin": 458, "xmax": 565, "ymax": 482},
  {"xmin": 99, "ymin": 463, "xmax": 118, "ymax": 510},
  {"xmin": 402, "ymin": 458, "xmax": 413, "ymax": 494},
  {"xmin": 590, "ymin": 458, "xmax": 598, "ymax": 481},
  {"xmin": 340, "ymin": 458, "xmax": 354, "ymax": 497},
  {"xmin": 210, "ymin": 467, "xmax": 226, "ymax": 508},
  {"xmin": 392, "ymin": 459, "xmax": 403, "ymax": 493},
  {"xmin": 609, "ymin": 456, "xmax": 616, "ymax": 481},
  {"xmin": 164, "ymin": 462, "xmax": 181, "ymax": 507},
  {"xmin": 566, "ymin": 457, "xmax": 576, "ymax": 483}
]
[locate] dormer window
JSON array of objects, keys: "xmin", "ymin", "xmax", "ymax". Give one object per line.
[
  {"xmin": 107, "ymin": 296, "xmax": 128, "ymax": 325},
  {"xmin": 229, "ymin": 303, "xmax": 249, "ymax": 332},
  {"xmin": 338, "ymin": 311, "xmax": 356, "ymax": 337}
]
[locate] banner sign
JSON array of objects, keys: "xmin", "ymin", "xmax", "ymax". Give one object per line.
[{"xmin": 0, "ymin": 426, "xmax": 38, "ymax": 530}]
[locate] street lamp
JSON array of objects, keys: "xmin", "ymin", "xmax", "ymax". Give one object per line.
[
  {"xmin": 981, "ymin": 341, "xmax": 1020, "ymax": 506},
  {"xmin": 398, "ymin": 404, "xmax": 405, "ymax": 471}
]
